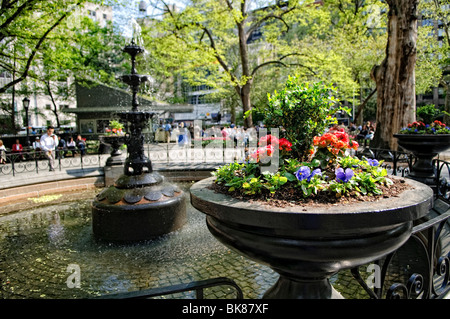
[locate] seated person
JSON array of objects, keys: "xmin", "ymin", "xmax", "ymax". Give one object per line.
[
  {"xmin": 12, "ymin": 139, "xmax": 25, "ymax": 160},
  {"xmin": 12, "ymin": 139, "xmax": 23, "ymax": 153},
  {"xmin": 0, "ymin": 139, "xmax": 7, "ymax": 164},
  {"xmin": 356, "ymin": 125, "xmax": 368, "ymax": 142},
  {"xmin": 364, "ymin": 125, "xmax": 375, "ymax": 147},
  {"xmin": 32, "ymin": 137, "xmax": 41, "ymax": 151},
  {"xmin": 56, "ymin": 136, "xmax": 67, "ymax": 159},
  {"xmin": 76, "ymin": 135, "xmax": 86, "ymax": 155},
  {"xmin": 67, "ymin": 136, "xmax": 77, "ymax": 156}
]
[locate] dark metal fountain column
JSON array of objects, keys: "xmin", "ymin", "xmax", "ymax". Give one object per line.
[
  {"xmin": 91, "ymin": 41, "xmax": 186, "ymax": 242},
  {"xmin": 119, "ymin": 41, "xmax": 152, "ymax": 176}
]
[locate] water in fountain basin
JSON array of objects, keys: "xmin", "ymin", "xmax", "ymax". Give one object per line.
[{"xmin": 0, "ymin": 183, "xmax": 280, "ymax": 299}]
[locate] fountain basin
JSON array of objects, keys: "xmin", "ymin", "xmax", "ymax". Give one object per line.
[
  {"xmin": 190, "ymin": 176, "xmax": 433, "ymax": 299},
  {"xmin": 92, "ymin": 172, "xmax": 186, "ymax": 242}
]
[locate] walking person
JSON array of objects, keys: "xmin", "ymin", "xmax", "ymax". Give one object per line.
[{"xmin": 40, "ymin": 126, "xmax": 57, "ymax": 171}]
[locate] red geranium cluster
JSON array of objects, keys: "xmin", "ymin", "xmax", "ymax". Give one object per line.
[
  {"xmin": 250, "ymin": 135, "xmax": 292, "ymax": 162},
  {"xmin": 279, "ymin": 138, "xmax": 293, "ymax": 152},
  {"xmin": 407, "ymin": 121, "xmax": 426, "ymax": 129},
  {"xmin": 258, "ymin": 135, "xmax": 292, "ymax": 151},
  {"xmin": 432, "ymin": 120, "xmax": 446, "ymax": 127},
  {"xmin": 105, "ymin": 128, "xmax": 124, "ymax": 136},
  {"xmin": 312, "ymin": 129, "xmax": 358, "ymax": 156},
  {"xmin": 407, "ymin": 120, "xmax": 447, "ymax": 129}
]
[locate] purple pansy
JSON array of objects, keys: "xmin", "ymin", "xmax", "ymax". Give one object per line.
[
  {"xmin": 367, "ymin": 159, "xmax": 379, "ymax": 167},
  {"xmin": 335, "ymin": 167, "xmax": 354, "ymax": 183},
  {"xmin": 295, "ymin": 166, "xmax": 311, "ymax": 181},
  {"xmin": 309, "ymin": 168, "xmax": 322, "ymax": 181},
  {"xmin": 295, "ymin": 166, "xmax": 322, "ymax": 182}
]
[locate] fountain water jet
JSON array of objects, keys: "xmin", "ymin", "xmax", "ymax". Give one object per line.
[{"xmin": 91, "ymin": 38, "xmax": 186, "ymax": 242}]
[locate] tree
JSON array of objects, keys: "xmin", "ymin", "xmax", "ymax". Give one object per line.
[
  {"xmin": 0, "ymin": 0, "xmax": 91, "ymax": 94},
  {"xmin": 419, "ymin": 0, "xmax": 450, "ymax": 124},
  {"xmin": 33, "ymin": 16, "xmax": 126, "ymax": 127},
  {"xmin": 321, "ymin": 0, "xmax": 387, "ymax": 125},
  {"xmin": 0, "ymin": 0, "xmax": 125, "ymax": 130},
  {"xmin": 370, "ymin": 0, "xmax": 420, "ymax": 150},
  {"xmin": 144, "ymin": 0, "xmax": 311, "ymax": 128}
]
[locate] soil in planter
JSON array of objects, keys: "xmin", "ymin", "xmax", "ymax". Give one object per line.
[{"xmin": 209, "ymin": 178, "xmax": 411, "ymax": 209}]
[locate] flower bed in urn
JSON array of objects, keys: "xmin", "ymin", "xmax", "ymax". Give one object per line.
[{"xmin": 211, "ymin": 76, "xmax": 410, "ymax": 207}]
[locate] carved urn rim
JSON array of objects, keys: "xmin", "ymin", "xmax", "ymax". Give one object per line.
[{"xmin": 190, "ymin": 176, "xmax": 433, "ymax": 232}]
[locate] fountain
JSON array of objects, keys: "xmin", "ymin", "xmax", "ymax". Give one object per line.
[{"xmin": 91, "ymin": 33, "xmax": 186, "ymax": 242}]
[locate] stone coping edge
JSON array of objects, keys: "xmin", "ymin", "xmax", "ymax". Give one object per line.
[{"xmin": 0, "ymin": 177, "xmax": 105, "ymax": 205}]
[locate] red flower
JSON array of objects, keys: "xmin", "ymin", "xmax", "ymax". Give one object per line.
[
  {"xmin": 250, "ymin": 144, "xmax": 275, "ymax": 162},
  {"xmin": 434, "ymin": 120, "xmax": 446, "ymax": 127},
  {"xmin": 334, "ymin": 130, "xmax": 349, "ymax": 143},
  {"xmin": 312, "ymin": 130, "xmax": 355, "ymax": 154},
  {"xmin": 349, "ymin": 140, "xmax": 359, "ymax": 150},
  {"xmin": 259, "ymin": 134, "xmax": 279, "ymax": 146},
  {"xmin": 279, "ymin": 138, "xmax": 292, "ymax": 151},
  {"xmin": 334, "ymin": 140, "xmax": 347, "ymax": 149},
  {"xmin": 313, "ymin": 136, "xmax": 320, "ymax": 146}
]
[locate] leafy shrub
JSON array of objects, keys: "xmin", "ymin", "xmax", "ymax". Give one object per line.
[{"xmin": 262, "ymin": 76, "xmax": 350, "ymax": 160}]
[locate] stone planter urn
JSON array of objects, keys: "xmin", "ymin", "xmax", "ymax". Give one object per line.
[
  {"xmin": 100, "ymin": 135, "xmax": 127, "ymax": 166},
  {"xmin": 394, "ymin": 134, "xmax": 450, "ymax": 187},
  {"xmin": 190, "ymin": 176, "xmax": 433, "ymax": 299}
]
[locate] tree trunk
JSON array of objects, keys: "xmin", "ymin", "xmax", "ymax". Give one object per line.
[
  {"xmin": 241, "ymin": 80, "xmax": 253, "ymax": 128},
  {"xmin": 237, "ymin": 17, "xmax": 253, "ymax": 128},
  {"xmin": 371, "ymin": 0, "xmax": 419, "ymax": 150},
  {"xmin": 45, "ymin": 81, "xmax": 61, "ymax": 128},
  {"xmin": 441, "ymin": 77, "xmax": 450, "ymax": 125}
]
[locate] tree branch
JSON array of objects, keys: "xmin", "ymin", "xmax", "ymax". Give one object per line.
[
  {"xmin": 0, "ymin": 0, "xmax": 38, "ymax": 42},
  {"xmin": 247, "ymin": 5, "xmax": 296, "ymax": 38},
  {"xmin": 0, "ymin": 3, "xmax": 80, "ymax": 94},
  {"xmin": 251, "ymin": 52, "xmax": 317, "ymax": 76},
  {"xmin": 354, "ymin": 88, "xmax": 377, "ymax": 120}
]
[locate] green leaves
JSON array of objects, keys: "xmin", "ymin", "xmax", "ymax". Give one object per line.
[
  {"xmin": 264, "ymin": 77, "xmax": 350, "ymax": 160},
  {"xmin": 213, "ymin": 154, "xmax": 393, "ymax": 201}
]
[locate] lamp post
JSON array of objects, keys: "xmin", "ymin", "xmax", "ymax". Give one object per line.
[{"xmin": 22, "ymin": 97, "xmax": 30, "ymax": 148}]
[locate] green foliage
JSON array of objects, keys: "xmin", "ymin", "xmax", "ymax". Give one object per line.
[
  {"xmin": 213, "ymin": 153, "xmax": 393, "ymax": 200},
  {"xmin": 263, "ymin": 173, "xmax": 288, "ymax": 194},
  {"xmin": 263, "ymin": 76, "xmax": 351, "ymax": 160},
  {"xmin": 0, "ymin": 1, "xmax": 117, "ymax": 93},
  {"xmin": 416, "ymin": 104, "xmax": 447, "ymax": 124}
]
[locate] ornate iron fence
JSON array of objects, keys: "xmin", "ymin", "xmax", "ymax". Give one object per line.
[
  {"xmin": 0, "ymin": 150, "xmax": 106, "ymax": 176},
  {"xmin": 352, "ymin": 148, "xmax": 450, "ymax": 299}
]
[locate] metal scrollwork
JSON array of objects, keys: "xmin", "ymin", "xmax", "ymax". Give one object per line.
[
  {"xmin": 386, "ymin": 282, "xmax": 408, "ymax": 299},
  {"xmin": 387, "ymin": 273, "xmax": 424, "ymax": 299},
  {"xmin": 433, "ymin": 254, "xmax": 450, "ymax": 297}
]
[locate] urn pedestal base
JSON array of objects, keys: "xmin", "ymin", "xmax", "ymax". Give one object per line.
[
  {"xmin": 263, "ymin": 276, "xmax": 343, "ymax": 299},
  {"xmin": 394, "ymin": 134, "xmax": 450, "ymax": 193}
]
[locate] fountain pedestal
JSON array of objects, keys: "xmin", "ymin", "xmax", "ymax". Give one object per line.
[
  {"xmin": 92, "ymin": 40, "xmax": 186, "ymax": 242},
  {"xmin": 92, "ymin": 171, "xmax": 186, "ymax": 242},
  {"xmin": 100, "ymin": 135, "xmax": 127, "ymax": 167}
]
